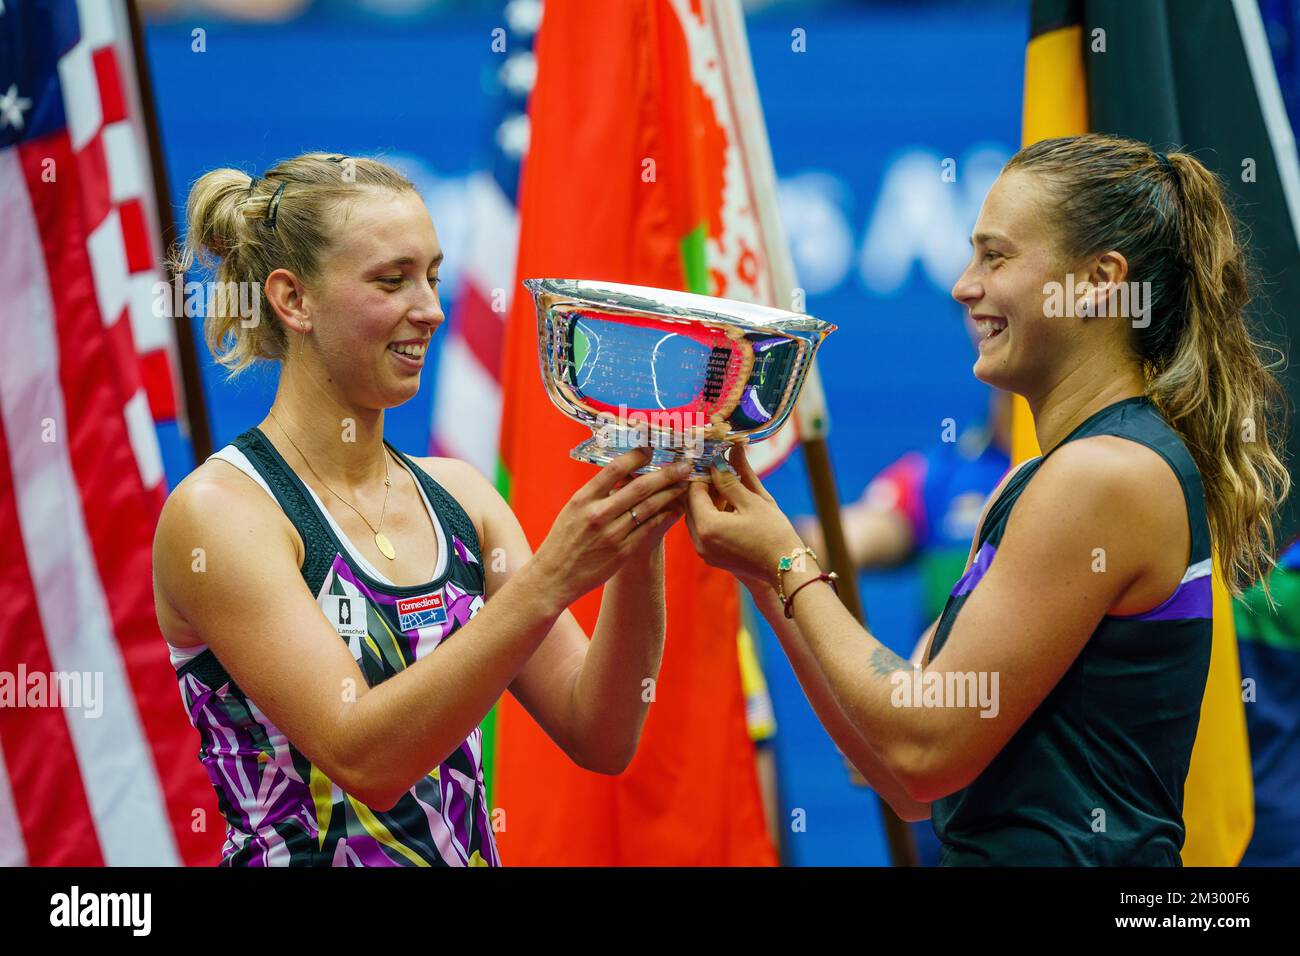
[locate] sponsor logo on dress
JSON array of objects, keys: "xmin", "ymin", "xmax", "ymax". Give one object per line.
[{"xmin": 397, "ymin": 592, "xmax": 448, "ymax": 631}]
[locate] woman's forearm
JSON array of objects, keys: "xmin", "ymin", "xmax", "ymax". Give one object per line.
[
  {"xmin": 568, "ymin": 543, "xmax": 667, "ymax": 771},
  {"xmin": 774, "ymin": 562, "xmax": 951, "ymax": 797},
  {"xmin": 747, "ymin": 581, "xmax": 930, "ymax": 820}
]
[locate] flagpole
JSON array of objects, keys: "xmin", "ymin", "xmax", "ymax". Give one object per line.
[
  {"xmin": 712, "ymin": 0, "xmax": 918, "ymax": 867},
  {"xmin": 794, "ymin": 382, "xmax": 920, "ymax": 867},
  {"xmin": 125, "ymin": 0, "xmax": 213, "ymax": 462}
]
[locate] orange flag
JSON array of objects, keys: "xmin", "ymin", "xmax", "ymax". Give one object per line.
[{"xmin": 493, "ymin": 0, "xmax": 778, "ymax": 865}]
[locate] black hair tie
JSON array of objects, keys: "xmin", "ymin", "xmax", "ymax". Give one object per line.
[{"xmin": 263, "ymin": 180, "xmax": 287, "ymax": 228}]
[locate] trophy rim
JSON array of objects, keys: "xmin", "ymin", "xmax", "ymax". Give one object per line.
[
  {"xmin": 524, "ymin": 277, "xmax": 834, "ymax": 450},
  {"xmin": 522, "ymin": 277, "xmax": 837, "ymax": 335}
]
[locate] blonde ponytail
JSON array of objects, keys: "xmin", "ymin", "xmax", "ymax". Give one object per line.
[{"xmin": 170, "ymin": 152, "xmax": 416, "ymax": 376}]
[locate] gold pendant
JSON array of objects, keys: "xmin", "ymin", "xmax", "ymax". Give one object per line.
[{"xmin": 374, "ymin": 531, "xmax": 397, "ymax": 560}]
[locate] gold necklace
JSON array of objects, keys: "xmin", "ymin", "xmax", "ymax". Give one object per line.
[{"xmin": 268, "ymin": 410, "xmax": 398, "ymax": 560}]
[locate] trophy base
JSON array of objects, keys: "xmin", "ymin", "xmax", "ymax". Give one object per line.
[{"xmin": 570, "ymin": 435, "xmax": 735, "ymax": 480}]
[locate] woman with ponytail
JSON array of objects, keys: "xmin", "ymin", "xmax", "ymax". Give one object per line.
[
  {"xmin": 153, "ymin": 153, "xmax": 690, "ymax": 865},
  {"xmin": 685, "ymin": 133, "xmax": 1289, "ymax": 864}
]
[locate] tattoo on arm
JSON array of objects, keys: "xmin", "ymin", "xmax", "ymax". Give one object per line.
[{"xmin": 869, "ymin": 645, "xmax": 910, "ymax": 677}]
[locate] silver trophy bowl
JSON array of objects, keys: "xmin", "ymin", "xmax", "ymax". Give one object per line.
[{"xmin": 525, "ymin": 278, "xmax": 836, "ymax": 479}]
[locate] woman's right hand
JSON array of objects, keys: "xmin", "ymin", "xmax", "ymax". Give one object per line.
[{"xmin": 533, "ymin": 447, "xmax": 693, "ymax": 605}]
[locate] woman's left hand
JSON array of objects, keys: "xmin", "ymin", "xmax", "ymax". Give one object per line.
[{"xmin": 683, "ymin": 442, "xmax": 805, "ymax": 589}]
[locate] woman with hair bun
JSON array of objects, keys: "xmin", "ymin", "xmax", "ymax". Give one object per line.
[
  {"xmin": 153, "ymin": 152, "xmax": 691, "ymax": 866},
  {"xmin": 685, "ymin": 134, "xmax": 1290, "ymax": 865}
]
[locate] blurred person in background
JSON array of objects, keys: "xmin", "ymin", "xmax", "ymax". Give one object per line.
[{"xmin": 1233, "ymin": 534, "xmax": 1300, "ymax": 866}]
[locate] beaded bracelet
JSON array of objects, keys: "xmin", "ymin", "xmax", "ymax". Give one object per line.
[{"xmin": 783, "ymin": 572, "xmax": 839, "ymax": 618}]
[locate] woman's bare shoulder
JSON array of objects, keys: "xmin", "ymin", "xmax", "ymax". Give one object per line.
[
  {"xmin": 1025, "ymin": 436, "xmax": 1188, "ymax": 602},
  {"xmin": 153, "ymin": 457, "xmax": 304, "ymax": 645},
  {"xmin": 1043, "ymin": 434, "xmax": 1184, "ymax": 507},
  {"xmin": 164, "ymin": 457, "xmax": 273, "ymax": 517},
  {"xmin": 157, "ymin": 457, "xmax": 303, "ymax": 572}
]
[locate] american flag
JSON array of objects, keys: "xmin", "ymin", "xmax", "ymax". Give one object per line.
[
  {"xmin": 427, "ymin": 0, "xmax": 539, "ymax": 477},
  {"xmin": 0, "ymin": 0, "xmax": 216, "ymax": 865}
]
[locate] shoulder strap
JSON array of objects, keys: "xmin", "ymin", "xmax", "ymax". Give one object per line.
[
  {"xmin": 233, "ymin": 426, "xmax": 339, "ymax": 597},
  {"xmin": 389, "ymin": 447, "xmax": 484, "ymax": 565},
  {"xmin": 977, "ymin": 457, "xmax": 1044, "ymax": 549}
]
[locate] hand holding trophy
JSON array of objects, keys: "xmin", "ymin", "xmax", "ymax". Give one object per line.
[{"xmin": 530, "ymin": 445, "xmax": 694, "ymax": 605}]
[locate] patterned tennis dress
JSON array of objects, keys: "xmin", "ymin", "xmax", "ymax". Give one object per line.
[{"xmin": 167, "ymin": 427, "xmax": 500, "ymax": 866}]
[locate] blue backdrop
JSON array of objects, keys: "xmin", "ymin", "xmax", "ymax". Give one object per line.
[{"xmin": 144, "ymin": 0, "xmax": 1028, "ymax": 864}]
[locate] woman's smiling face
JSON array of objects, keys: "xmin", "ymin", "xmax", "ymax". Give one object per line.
[
  {"xmin": 951, "ymin": 169, "xmax": 1076, "ymax": 398},
  {"xmin": 308, "ymin": 189, "xmax": 445, "ymax": 409}
]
